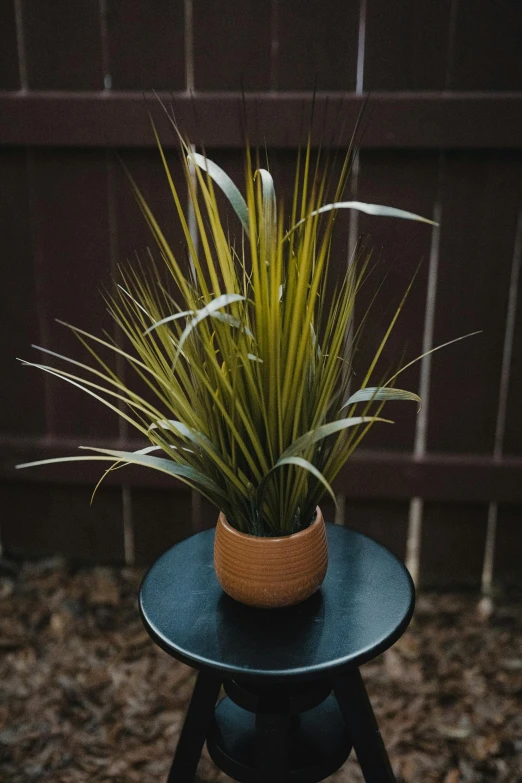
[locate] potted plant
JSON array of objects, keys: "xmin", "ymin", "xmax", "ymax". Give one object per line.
[{"xmin": 19, "ymin": 125, "xmax": 440, "ymax": 608}]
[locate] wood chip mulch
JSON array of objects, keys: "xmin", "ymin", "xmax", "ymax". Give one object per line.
[{"xmin": 1, "ymin": 558, "xmax": 521, "ymax": 783}]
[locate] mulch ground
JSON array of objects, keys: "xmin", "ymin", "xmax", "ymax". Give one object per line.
[{"xmin": 1, "ymin": 558, "xmax": 521, "ymax": 783}]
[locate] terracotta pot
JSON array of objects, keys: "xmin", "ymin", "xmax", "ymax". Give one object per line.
[{"xmin": 214, "ymin": 507, "xmax": 328, "ymax": 608}]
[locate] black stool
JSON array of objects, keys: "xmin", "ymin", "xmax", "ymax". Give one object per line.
[{"xmin": 140, "ymin": 523, "xmax": 415, "ymax": 782}]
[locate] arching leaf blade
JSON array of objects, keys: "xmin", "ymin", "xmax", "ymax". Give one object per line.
[
  {"xmin": 285, "ymin": 201, "xmax": 436, "ymax": 239},
  {"xmin": 272, "ymin": 456, "xmax": 337, "ymax": 506},
  {"xmin": 177, "ymin": 293, "xmax": 246, "ymax": 356},
  {"xmin": 256, "ymin": 167, "xmax": 277, "ymax": 245},
  {"xmin": 144, "ymin": 310, "xmax": 194, "ymax": 335},
  {"xmin": 78, "ymin": 447, "xmax": 229, "ymax": 498},
  {"xmin": 281, "ymin": 416, "xmax": 391, "ymax": 459},
  {"xmin": 342, "ymin": 387, "xmax": 421, "ymax": 410},
  {"xmin": 189, "ymin": 152, "xmax": 250, "ymax": 236}
]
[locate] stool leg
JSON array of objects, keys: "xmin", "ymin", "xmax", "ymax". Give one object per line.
[
  {"xmin": 255, "ymin": 712, "xmax": 289, "ymax": 783},
  {"xmin": 167, "ymin": 669, "xmax": 222, "ymax": 783},
  {"xmin": 333, "ymin": 668, "xmax": 396, "ymax": 783}
]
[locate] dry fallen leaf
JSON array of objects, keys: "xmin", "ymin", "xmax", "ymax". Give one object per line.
[
  {"xmin": 443, "ymin": 769, "xmax": 461, "ymax": 783},
  {"xmin": 1, "ymin": 561, "xmax": 520, "ymax": 783}
]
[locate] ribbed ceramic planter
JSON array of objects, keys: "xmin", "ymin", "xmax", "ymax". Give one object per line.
[{"xmin": 214, "ymin": 507, "xmax": 328, "ymax": 608}]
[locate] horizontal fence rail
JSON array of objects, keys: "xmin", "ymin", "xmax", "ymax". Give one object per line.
[{"xmin": 0, "ymin": 91, "xmax": 522, "ymax": 148}]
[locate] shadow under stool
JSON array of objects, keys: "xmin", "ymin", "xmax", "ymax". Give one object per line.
[{"xmin": 140, "ymin": 523, "xmax": 415, "ymax": 782}]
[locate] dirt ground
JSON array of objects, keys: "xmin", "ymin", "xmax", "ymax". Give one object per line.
[{"xmin": 1, "ymin": 558, "xmax": 521, "ymax": 783}]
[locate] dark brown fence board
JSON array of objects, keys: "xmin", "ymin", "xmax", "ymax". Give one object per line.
[
  {"xmin": 0, "ymin": 149, "xmax": 46, "ymax": 435},
  {"xmin": 112, "ymin": 147, "xmax": 193, "ymax": 433},
  {"xmin": 21, "ymin": 0, "xmax": 103, "ymax": 90},
  {"xmin": 342, "ymin": 499, "xmax": 409, "ymax": 562},
  {"xmin": 428, "ymin": 152, "xmax": 522, "ymax": 453},
  {"xmin": 2, "ymin": 92, "xmax": 522, "ymax": 148},
  {"xmin": 1, "ymin": 482, "xmax": 124, "ymax": 561},
  {"xmin": 364, "ymin": 0, "xmax": 452, "ymax": 91},
  {"xmin": 495, "ymin": 504, "xmax": 522, "ymax": 585},
  {"xmin": 0, "ymin": 0, "xmax": 19, "ymax": 89},
  {"xmin": 451, "ymin": 0, "xmax": 522, "ymax": 90},
  {"xmin": 27, "ymin": 148, "xmax": 116, "ymax": 438},
  {"xmin": 131, "ymin": 487, "xmax": 193, "ymax": 564},
  {"xmin": 319, "ymin": 497, "xmax": 337, "ymax": 526},
  {"xmin": 115, "ymin": 148, "xmax": 187, "ymax": 267},
  {"xmin": 193, "ymin": 0, "xmax": 271, "ymax": 90},
  {"xmin": 192, "ymin": 493, "xmax": 220, "ymax": 532},
  {"xmin": 420, "ymin": 502, "xmax": 488, "ymax": 588},
  {"xmin": 105, "ymin": 0, "xmax": 185, "ymax": 90},
  {"xmin": 353, "ymin": 150, "xmax": 439, "ymax": 451},
  {"xmin": 277, "ymin": 0, "xmax": 358, "ymax": 91}
]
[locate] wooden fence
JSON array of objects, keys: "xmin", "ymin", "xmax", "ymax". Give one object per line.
[{"xmin": 1, "ymin": 0, "xmax": 521, "ymax": 587}]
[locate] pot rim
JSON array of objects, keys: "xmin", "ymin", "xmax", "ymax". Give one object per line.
[{"xmin": 217, "ymin": 506, "xmax": 323, "ymax": 543}]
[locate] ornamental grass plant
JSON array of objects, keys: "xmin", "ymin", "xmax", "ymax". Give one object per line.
[{"xmin": 19, "ymin": 121, "xmax": 454, "ymax": 537}]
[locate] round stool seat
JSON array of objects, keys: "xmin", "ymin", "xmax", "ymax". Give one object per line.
[{"xmin": 140, "ymin": 523, "xmax": 414, "ymax": 682}]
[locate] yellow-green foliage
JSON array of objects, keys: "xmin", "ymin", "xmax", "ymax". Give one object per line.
[{"xmin": 19, "ymin": 128, "xmax": 437, "ymax": 536}]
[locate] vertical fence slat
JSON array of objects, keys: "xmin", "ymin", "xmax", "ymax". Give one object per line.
[
  {"xmin": 276, "ymin": 0, "xmax": 359, "ymax": 90},
  {"xmin": 114, "ymin": 148, "xmax": 188, "ymax": 265},
  {"xmin": 132, "ymin": 488, "xmax": 193, "ymax": 565},
  {"xmin": 0, "ymin": 0, "xmax": 20, "ymax": 88},
  {"xmin": 342, "ymin": 499, "xmax": 410, "ymax": 562},
  {"xmin": 28, "ymin": 149, "xmax": 116, "ymax": 438},
  {"xmin": 451, "ymin": 0, "xmax": 522, "ymax": 90},
  {"xmin": 420, "ymin": 503, "xmax": 488, "ymax": 588},
  {"xmin": 113, "ymin": 147, "xmax": 195, "ymax": 557},
  {"xmin": 320, "ymin": 497, "xmax": 337, "ymax": 527},
  {"xmin": 481, "ymin": 183, "xmax": 522, "ymax": 590},
  {"xmin": 105, "ymin": 0, "xmax": 185, "ymax": 90},
  {"xmin": 193, "ymin": 0, "xmax": 271, "ymax": 90},
  {"xmin": 1, "ymin": 483, "xmax": 125, "ymax": 561},
  {"xmin": 364, "ymin": 0, "xmax": 452, "ymax": 90},
  {"xmin": 112, "ymin": 147, "xmax": 189, "ymax": 425},
  {"xmin": 192, "ymin": 493, "xmax": 220, "ymax": 532},
  {"xmin": 353, "ymin": 151, "xmax": 439, "ymax": 451},
  {"xmin": 428, "ymin": 152, "xmax": 522, "ymax": 454},
  {"xmin": 494, "ymin": 504, "xmax": 522, "ymax": 587},
  {"xmin": 0, "ymin": 149, "xmax": 46, "ymax": 435},
  {"xmin": 21, "ymin": 0, "xmax": 103, "ymax": 89}
]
